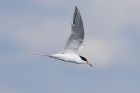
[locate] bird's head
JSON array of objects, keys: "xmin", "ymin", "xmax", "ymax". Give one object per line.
[{"xmin": 79, "ymin": 56, "xmax": 92, "ymax": 67}]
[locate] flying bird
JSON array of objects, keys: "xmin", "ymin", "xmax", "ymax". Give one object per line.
[
  {"xmin": 47, "ymin": 6, "xmax": 92, "ymax": 66},
  {"xmin": 34, "ymin": 6, "xmax": 92, "ymax": 66}
]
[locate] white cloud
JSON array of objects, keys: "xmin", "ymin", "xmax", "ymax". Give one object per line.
[
  {"xmin": 0, "ymin": 1, "xmax": 140, "ymax": 93},
  {"xmin": 77, "ymin": 0, "xmax": 140, "ymax": 68},
  {"xmin": 80, "ymin": 35, "xmax": 128, "ymax": 68},
  {"xmin": 81, "ymin": 39, "xmax": 112, "ymax": 66},
  {"xmin": 0, "ymin": 0, "xmax": 140, "ymax": 68}
]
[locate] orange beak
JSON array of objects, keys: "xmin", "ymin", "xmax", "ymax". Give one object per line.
[{"xmin": 86, "ymin": 62, "xmax": 92, "ymax": 67}]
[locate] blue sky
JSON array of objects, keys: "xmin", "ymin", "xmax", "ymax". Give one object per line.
[{"xmin": 0, "ymin": 0, "xmax": 140, "ymax": 93}]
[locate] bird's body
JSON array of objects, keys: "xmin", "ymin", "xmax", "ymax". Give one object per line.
[
  {"xmin": 47, "ymin": 6, "xmax": 92, "ymax": 66},
  {"xmin": 48, "ymin": 53, "xmax": 85, "ymax": 64}
]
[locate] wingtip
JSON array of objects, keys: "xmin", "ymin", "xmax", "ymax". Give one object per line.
[{"xmin": 75, "ymin": 6, "xmax": 78, "ymax": 10}]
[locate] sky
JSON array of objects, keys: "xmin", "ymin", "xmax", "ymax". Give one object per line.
[{"xmin": 0, "ymin": 0, "xmax": 140, "ymax": 93}]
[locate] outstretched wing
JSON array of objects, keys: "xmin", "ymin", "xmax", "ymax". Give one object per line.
[{"xmin": 62, "ymin": 6, "xmax": 84, "ymax": 54}]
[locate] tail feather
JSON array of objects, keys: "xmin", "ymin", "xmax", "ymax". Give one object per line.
[{"xmin": 32, "ymin": 54, "xmax": 48, "ymax": 57}]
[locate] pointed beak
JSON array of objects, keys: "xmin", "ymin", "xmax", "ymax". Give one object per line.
[
  {"xmin": 86, "ymin": 62, "xmax": 93, "ymax": 67},
  {"xmin": 89, "ymin": 64, "xmax": 93, "ymax": 66}
]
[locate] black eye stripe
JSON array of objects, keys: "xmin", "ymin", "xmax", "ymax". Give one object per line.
[{"xmin": 79, "ymin": 56, "xmax": 87, "ymax": 61}]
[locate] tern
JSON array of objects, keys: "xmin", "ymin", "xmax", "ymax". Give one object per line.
[{"xmin": 47, "ymin": 6, "xmax": 92, "ymax": 66}]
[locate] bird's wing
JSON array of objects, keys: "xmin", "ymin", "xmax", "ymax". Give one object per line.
[
  {"xmin": 62, "ymin": 6, "xmax": 84, "ymax": 54},
  {"xmin": 77, "ymin": 42, "xmax": 84, "ymax": 53}
]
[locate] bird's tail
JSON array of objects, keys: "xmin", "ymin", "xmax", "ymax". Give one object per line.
[{"xmin": 31, "ymin": 53, "xmax": 48, "ymax": 57}]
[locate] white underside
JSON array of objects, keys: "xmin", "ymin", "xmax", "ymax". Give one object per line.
[{"xmin": 48, "ymin": 53, "xmax": 86, "ymax": 64}]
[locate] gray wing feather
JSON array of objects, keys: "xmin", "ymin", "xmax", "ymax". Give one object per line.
[{"xmin": 62, "ymin": 6, "xmax": 84, "ymax": 54}]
